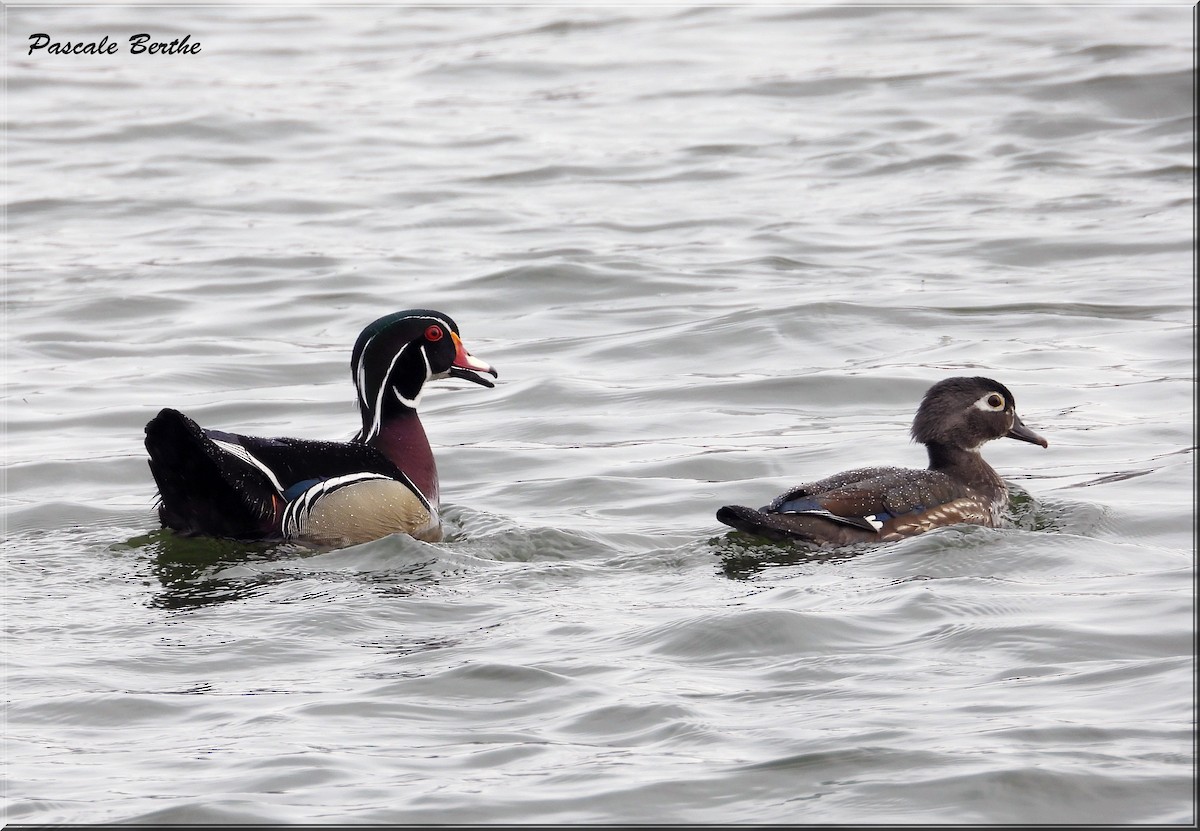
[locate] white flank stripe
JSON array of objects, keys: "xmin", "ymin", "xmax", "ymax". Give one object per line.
[
  {"xmin": 283, "ymin": 472, "xmax": 392, "ymax": 537},
  {"xmin": 281, "ymin": 472, "xmax": 432, "ymax": 539}
]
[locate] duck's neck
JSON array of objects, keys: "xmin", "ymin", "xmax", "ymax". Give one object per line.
[
  {"xmin": 926, "ymin": 441, "xmax": 1005, "ymax": 498},
  {"xmin": 371, "ymin": 410, "xmax": 439, "ymax": 506}
]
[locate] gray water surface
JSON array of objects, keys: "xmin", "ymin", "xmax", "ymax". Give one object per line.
[{"xmin": 4, "ymin": 4, "xmax": 1194, "ymax": 825}]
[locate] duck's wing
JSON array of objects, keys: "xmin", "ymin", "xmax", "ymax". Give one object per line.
[
  {"xmin": 766, "ymin": 466, "xmax": 968, "ymax": 529},
  {"xmin": 718, "ymin": 466, "xmax": 966, "ymax": 545},
  {"xmin": 145, "ymin": 407, "xmax": 413, "ymax": 541}
]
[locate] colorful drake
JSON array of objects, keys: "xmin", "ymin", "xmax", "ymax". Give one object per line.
[
  {"xmin": 716, "ymin": 376, "xmax": 1048, "ymax": 546},
  {"xmin": 145, "ymin": 309, "xmax": 497, "ymax": 547}
]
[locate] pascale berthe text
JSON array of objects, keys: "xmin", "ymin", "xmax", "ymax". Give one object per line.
[{"xmin": 28, "ymin": 33, "xmax": 202, "ymax": 56}]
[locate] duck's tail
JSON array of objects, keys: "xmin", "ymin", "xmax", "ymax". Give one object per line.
[
  {"xmin": 716, "ymin": 504, "xmax": 877, "ymax": 546},
  {"xmin": 144, "ymin": 408, "xmax": 279, "ymax": 539}
]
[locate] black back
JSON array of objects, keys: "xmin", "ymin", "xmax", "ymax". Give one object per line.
[{"xmin": 145, "ymin": 408, "xmax": 405, "ymax": 540}]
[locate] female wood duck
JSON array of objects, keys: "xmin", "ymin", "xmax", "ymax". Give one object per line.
[
  {"xmin": 716, "ymin": 376, "xmax": 1048, "ymax": 546},
  {"xmin": 145, "ymin": 309, "xmax": 497, "ymax": 548}
]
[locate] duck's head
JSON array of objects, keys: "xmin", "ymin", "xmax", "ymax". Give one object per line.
[
  {"xmin": 351, "ymin": 309, "xmax": 497, "ymax": 443},
  {"xmin": 911, "ymin": 376, "xmax": 1047, "ymax": 451}
]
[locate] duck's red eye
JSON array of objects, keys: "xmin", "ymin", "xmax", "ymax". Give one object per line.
[{"xmin": 425, "ymin": 325, "xmax": 444, "ymax": 342}]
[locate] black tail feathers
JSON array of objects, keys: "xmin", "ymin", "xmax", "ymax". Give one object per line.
[
  {"xmin": 144, "ymin": 408, "xmax": 273, "ymax": 539},
  {"xmin": 716, "ymin": 504, "xmax": 875, "ymax": 546}
]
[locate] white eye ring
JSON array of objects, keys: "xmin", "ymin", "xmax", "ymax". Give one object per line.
[{"xmin": 974, "ymin": 392, "xmax": 1006, "ymax": 412}]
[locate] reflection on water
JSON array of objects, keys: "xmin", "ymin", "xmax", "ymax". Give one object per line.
[
  {"xmin": 710, "ymin": 533, "xmax": 871, "ymax": 580},
  {"xmin": 122, "ymin": 530, "xmax": 306, "ymax": 610}
]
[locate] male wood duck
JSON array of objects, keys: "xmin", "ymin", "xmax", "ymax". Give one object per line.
[
  {"xmin": 145, "ymin": 309, "xmax": 497, "ymax": 548},
  {"xmin": 716, "ymin": 376, "xmax": 1048, "ymax": 546}
]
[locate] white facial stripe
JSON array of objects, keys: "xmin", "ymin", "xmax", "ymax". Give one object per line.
[
  {"xmin": 356, "ymin": 314, "xmax": 458, "ymax": 442},
  {"xmin": 355, "ymin": 332, "xmax": 377, "ymax": 408},
  {"xmin": 367, "ymin": 343, "xmax": 408, "ymax": 443},
  {"xmin": 354, "ymin": 313, "xmax": 450, "ymax": 394},
  {"xmin": 390, "ymin": 344, "xmax": 432, "ymax": 410}
]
